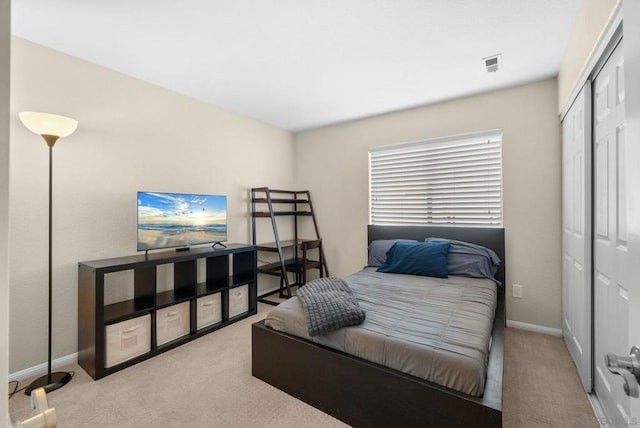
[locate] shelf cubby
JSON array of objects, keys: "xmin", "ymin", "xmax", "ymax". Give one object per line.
[
  {"xmin": 156, "ymin": 287, "xmax": 195, "ymax": 308},
  {"xmin": 196, "ymin": 281, "xmax": 228, "ymax": 297},
  {"xmin": 103, "ymin": 297, "xmax": 154, "ymax": 324}
]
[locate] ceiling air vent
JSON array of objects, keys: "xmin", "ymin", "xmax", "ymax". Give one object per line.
[{"xmin": 483, "ymin": 54, "xmax": 502, "ymax": 73}]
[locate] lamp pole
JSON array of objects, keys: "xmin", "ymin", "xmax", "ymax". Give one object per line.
[
  {"xmin": 40, "ymin": 135, "xmax": 59, "ymax": 384},
  {"xmin": 47, "ymin": 141, "xmax": 54, "ymax": 384}
]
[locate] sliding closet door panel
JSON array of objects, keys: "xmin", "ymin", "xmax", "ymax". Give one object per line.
[
  {"xmin": 593, "ymin": 39, "xmax": 630, "ymax": 424},
  {"xmin": 623, "ymin": 2, "xmax": 640, "ymax": 421},
  {"xmin": 561, "ymin": 82, "xmax": 592, "ymax": 391}
]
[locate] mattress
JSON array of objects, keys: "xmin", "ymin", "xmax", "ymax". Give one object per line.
[{"xmin": 264, "ymin": 267, "xmax": 498, "ymax": 396}]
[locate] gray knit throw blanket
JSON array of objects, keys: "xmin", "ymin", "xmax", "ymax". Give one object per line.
[{"xmin": 297, "ymin": 277, "xmax": 366, "ymax": 337}]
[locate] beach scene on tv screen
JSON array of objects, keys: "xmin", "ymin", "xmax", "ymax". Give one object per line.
[{"xmin": 138, "ymin": 192, "xmax": 227, "ymax": 250}]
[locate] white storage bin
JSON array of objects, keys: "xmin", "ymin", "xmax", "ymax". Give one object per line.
[
  {"xmin": 105, "ymin": 314, "xmax": 151, "ymax": 368},
  {"xmin": 156, "ymin": 301, "xmax": 190, "ymax": 346},
  {"xmin": 229, "ymin": 285, "xmax": 249, "ymax": 318},
  {"xmin": 197, "ymin": 293, "xmax": 222, "ymax": 329}
]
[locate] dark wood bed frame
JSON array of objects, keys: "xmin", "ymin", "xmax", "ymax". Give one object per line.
[{"xmin": 252, "ymin": 225, "xmax": 505, "ymax": 427}]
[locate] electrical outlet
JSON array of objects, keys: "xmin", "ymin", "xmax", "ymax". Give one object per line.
[{"xmin": 512, "ymin": 284, "xmax": 523, "ymax": 299}]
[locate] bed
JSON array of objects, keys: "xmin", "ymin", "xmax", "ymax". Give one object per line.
[{"xmin": 252, "ymin": 225, "xmax": 505, "ymax": 427}]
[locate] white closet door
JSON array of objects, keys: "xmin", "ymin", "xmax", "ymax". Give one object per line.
[
  {"xmin": 561, "ymin": 83, "xmax": 592, "ymax": 391},
  {"xmin": 624, "ymin": 1, "xmax": 640, "ymax": 422},
  {"xmin": 593, "ymin": 39, "xmax": 631, "ymax": 425}
]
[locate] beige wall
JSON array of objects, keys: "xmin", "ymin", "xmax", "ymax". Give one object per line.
[
  {"xmin": 1, "ymin": 0, "xmax": 10, "ymax": 421},
  {"xmin": 294, "ymin": 78, "xmax": 562, "ymax": 329},
  {"xmin": 9, "ymin": 37, "xmax": 294, "ymax": 373},
  {"xmin": 558, "ymin": 0, "xmax": 621, "ymax": 113}
]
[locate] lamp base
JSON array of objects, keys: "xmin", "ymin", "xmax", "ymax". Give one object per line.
[{"xmin": 24, "ymin": 371, "xmax": 73, "ymax": 395}]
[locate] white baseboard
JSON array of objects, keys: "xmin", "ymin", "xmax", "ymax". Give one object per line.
[
  {"xmin": 9, "ymin": 353, "xmax": 78, "ymax": 382},
  {"xmin": 506, "ymin": 320, "xmax": 563, "ymax": 337}
]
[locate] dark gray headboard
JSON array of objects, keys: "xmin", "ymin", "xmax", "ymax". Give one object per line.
[{"xmin": 368, "ymin": 225, "xmax": 506, "ymax": 286}]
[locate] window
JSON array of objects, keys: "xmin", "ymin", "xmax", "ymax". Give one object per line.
[{"xmin": 369, "ymin": 130, "xmax": 502, "ymax": 226}]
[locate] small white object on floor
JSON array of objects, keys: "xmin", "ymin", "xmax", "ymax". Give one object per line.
[{"xmin": 11, "ymin": 387, "xmax": 57, "ymax": 428}]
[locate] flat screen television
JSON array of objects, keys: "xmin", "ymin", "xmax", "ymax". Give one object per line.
[{"xmin": 137, "ymin": 191, "xmax": 227, "ymax": 251}]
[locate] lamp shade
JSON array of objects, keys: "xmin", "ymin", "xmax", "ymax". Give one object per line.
[{"xmin": 19, "ymin": 112, "xmax": 78, "ymax": 138}]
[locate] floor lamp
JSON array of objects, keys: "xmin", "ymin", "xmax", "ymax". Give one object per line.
[{"xmin": 19, "ymin": 111, "xmax": 78, "ymax": 395}]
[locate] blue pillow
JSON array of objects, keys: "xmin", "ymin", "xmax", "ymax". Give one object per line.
[{"xmin": 377, "ymin": 241, "xmax": 450, "ymax": 278}]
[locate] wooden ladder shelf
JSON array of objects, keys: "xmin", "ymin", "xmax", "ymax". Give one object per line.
[{"xmin": 251, "ymin": 187, "xmax": 329, "ymax": 300}]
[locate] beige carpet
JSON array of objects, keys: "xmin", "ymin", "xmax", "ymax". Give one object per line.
[
  {"xmin": 503, "ymin": 328, "xmax": 599, "ymax": 427},
  {"xmin": 10, "ymin": 304, "xmax": 597, "ymax": 427}
]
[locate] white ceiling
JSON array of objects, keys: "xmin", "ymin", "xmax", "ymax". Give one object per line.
[{"xmin": 11, "ymin": 0, "xmax": 582, "ymax": 132}]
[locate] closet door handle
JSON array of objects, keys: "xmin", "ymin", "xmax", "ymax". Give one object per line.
[{"xmin": 605, "ymin": 346, "xmax": 640, "ymax": 398}]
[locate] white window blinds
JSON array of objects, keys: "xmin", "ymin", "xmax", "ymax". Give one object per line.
[{"xmin": 369, "ymin": 130, "xmax": 503, "ymax": 226}]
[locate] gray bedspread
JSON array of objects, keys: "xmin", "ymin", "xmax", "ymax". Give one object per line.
[{"xmin": 265, "ymin": 267, "xmax": 498, "ymax": 396}]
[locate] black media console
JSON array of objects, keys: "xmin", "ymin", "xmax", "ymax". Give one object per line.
[{"xmin": 78, "ymin": 244, "xmax": 257, "ymax": 379}]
